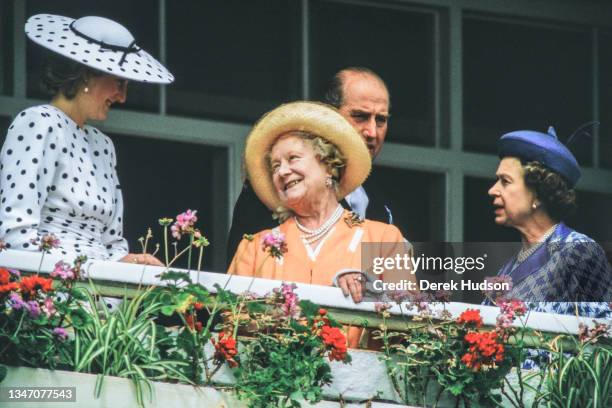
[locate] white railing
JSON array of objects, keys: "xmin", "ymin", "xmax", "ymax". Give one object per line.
[{"xmin": 0, "ymin": 249, "xmax": 605, "ymax": 335}]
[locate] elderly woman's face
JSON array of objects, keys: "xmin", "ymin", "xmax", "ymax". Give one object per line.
[
  {"xmin": 488, "ymin": 157, "xmax": 538, "ymax": 228},
  {"xmin": 270, "ymin": 135, "xmax": 330, "ymax": 208}
]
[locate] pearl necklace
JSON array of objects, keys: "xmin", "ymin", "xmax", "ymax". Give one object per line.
[
  {"xmin": 516, "ymin": 224, "xmax": 559, "ymax": 263},
  {"xmin": 295, "ymin": 205, "xmax": 344, "ymax": 245}
]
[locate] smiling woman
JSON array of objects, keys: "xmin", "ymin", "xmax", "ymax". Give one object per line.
[
  {"xmin": 229, "ymin": 102, "xmax": 415, "ymax": 324},
  {"xmin": 0, "ymin": 14, "xmax": 171, "ymax": 267}
]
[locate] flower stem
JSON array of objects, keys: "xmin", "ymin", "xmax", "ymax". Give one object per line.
[{"xmin": 163, "ymin": 226, "xmax": 169, "ymax": 266}]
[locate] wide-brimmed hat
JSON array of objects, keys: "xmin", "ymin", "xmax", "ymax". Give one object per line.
[
  {"xmin": 245, "ymin": 101, "xmax": 371, "ymax": 211},
  {"xmin": 498, "ymin": 126, "xmax": 581, "ymax": 187},
  {"xmin": 25, "ymin": 14, "xmax": 173, "ymax": 84}
]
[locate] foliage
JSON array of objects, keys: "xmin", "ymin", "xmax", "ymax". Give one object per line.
[
  {"xmin": 0, "ymin": 251, "xmax": 89, "ymax": 370},
  {"xmin": 144, "ymin": 270, "xmax": 225, "ymax": 385},
  {"xmin": 233, "ymin": 286, "xmax": 350, "ymax": 408},
  {"xmin": 536, "ymin": 331, "xmax": 612, "ymax": 408},
  {"xmin": 1, "ymin": 215, "xmax": 611, "ymax": 408},
  {"xmin": 69, "ymin": 287, "xmax": 191, "ymax": 407},
  {"xmin": 374, "ymin": 292, "xmax": 530, "ymax": 407}
]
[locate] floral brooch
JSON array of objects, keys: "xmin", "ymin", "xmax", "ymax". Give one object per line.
[{"xmin": 344, "ymin": 211, "xmax": 364, "ymax": 228}]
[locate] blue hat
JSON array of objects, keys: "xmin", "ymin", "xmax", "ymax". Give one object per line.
[{"xmin": 498, "ymin": 126, "xmax": 581, "ymax": 187}]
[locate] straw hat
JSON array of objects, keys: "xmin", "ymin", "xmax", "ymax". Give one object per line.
[
  {"xmin": 245, "ymin": 101, "xmax": 371, "ymax": 211},
  {"xmin": 25, "ymin": 14, "xmax": 173, "ymax": 84}
]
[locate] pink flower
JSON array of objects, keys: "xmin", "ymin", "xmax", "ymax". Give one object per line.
[
  {"xmin": 374, "ymin": 302, "xmax": 392, "ymax": 313},
  {"xmin": 8, "ymin": 293, "xmax": 26, "ymax": 310},
  {"xmin": 171, "ymin": 209, "xmax": 198, "ymax": 240},
  {"xmin": 578, "ymin": 321, "xmax": 610, "ymax": 343},
  {"xmin": 51, "ymin": 261, "xmax": 75, "ymax": 281},
  {"xmin": 483, "ymin": 276, "xmax": 512, "ymax": 301},
  {"xmin": 499, "ymin": 299, "xmax": 527, "ymax": 318},
  {"xmin": 261, "ymin": 231, "xmax": 287, "ymax": 259},
  {"xmin": 496, "ymin": 313, "xmax": 513, "ymax": 330},
  {"xmin": 495, "ymin": 298, "xmax": 527, "ymax": 335},
  {"xmin": 279, "ymin": 283, "xmax": 300, "ymax": 319},
  {"xmin": 39, "ymin": 233, "xmax": 60, "ymax": 252},
  {"xmin": 26, "ymin": 301, "xmax": 41, "ymax": 318},
  {"xmin": 42, "ymin": 297, "xmax": 56, "ymax": 318},
  {"xmin": 53, "ymin": 327, "xmax": 68, "ymax": 341}
]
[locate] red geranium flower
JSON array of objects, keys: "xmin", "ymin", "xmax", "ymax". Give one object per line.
[
  {"xmin": 320, "ymin": 325, "xmax": 348, "ymax": 361},
  {"xmin": 312, "ymin": 308, "xmax": 331, "ymax": 334},
  {"xmin": 184, "ymin": 313, "xmax": 203, "ymax": 332},
  {"xmin": 0, "ymin": 282, "xmax": 19, "ymax": 295},
  {"xmin": 211, "ymin": 332, "xmax": 239, "ymax": 368},
  {"xmin": 20, "ymin": 275, "xmax": 53, "ymax": 297},
  {"xmin": 0, "ymin": 268, "xmax": 10, "ymax": 285},
  {"xmin": 461, "ymin": 330, "xmax": 504, "ymax": 371},
  {"xmin": 457, "ymin": 309, "xmax": 483, "ymax": 328}
]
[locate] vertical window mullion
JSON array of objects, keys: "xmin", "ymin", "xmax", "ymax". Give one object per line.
[{"xmin": 592, "ymin": 27, "xmax": 599, "ymax": 168}]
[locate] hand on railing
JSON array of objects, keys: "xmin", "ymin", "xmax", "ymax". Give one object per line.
[
  {"xmin": 119, "ymin": 253, "xmax": 164, "ymax": 266},
  {"xmin": 333, "ymin": 269, "xmax": 366, "ymax": 303}
]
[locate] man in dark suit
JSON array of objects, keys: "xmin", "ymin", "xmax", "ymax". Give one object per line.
[{"xmin": 226, "ymin": 67, "xmax": 400, "ymax": 264}]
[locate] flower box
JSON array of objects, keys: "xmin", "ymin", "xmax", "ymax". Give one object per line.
[{"xmin": 2, "ymin": 364, "xmax": 417, "ymax": 408}]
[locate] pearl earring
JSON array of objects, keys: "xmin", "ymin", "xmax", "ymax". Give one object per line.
[
  {"xmin": 325, "ymin": 176, "xmax": 333, "ymax": 188},
  {"xmin": 84, "ymin": 87, "xmax": 89, "ymax": 93},
  {"xmin": 532, "ymin": 202, "xmax": 538, "ymax": 209}
]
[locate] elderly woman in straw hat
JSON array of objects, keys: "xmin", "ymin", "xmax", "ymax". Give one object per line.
[
  {"xmin": 229, "ymin": 102, "xmax": 414, "ymax": 307},
  {"xmin": 487, "ymin": 126, "xmax": 611, "ymax": 318},
  {"xmin": 0, "ymin": 14, "xmax": 172, "ymax": 266}
]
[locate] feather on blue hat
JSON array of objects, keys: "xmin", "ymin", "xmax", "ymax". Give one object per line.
[{"xmin": 498, "ymin": 126, "xmax": 581, "ymax": 187}]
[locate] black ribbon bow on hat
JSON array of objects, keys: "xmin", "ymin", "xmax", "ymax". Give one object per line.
[{"xmin": 69, "ymin": 21, "xmax": 141, "ymax": 66}]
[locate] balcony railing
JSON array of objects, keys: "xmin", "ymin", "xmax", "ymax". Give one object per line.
[{"xmin": 0, "ymin": 249, "xmax": 608, "ymax": 407}]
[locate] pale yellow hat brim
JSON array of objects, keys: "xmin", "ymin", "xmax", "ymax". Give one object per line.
[{"xmin": 244, "ymin": 101, "xmax": 372, "ymax": 211}]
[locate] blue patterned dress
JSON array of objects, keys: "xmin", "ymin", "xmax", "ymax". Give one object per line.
[{"xmin": 497, "ymin": 223, "xmax": 611, "ymax": 319}]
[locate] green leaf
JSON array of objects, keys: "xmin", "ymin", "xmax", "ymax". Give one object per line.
[
  {"xmin": 159, "ymin": 270, "xmax": 192, "ymax": 284},
  {"xmin": 160, "ymin": 305, "xmax": 176, "ymax": 317},
  {"xmin": 298, "ymin": 299, "xmax": 320, "ymax": 318},
  {"xmin": 290, "ymin": 390, "xmax": 304, "ymax": 401},
  {"xmin": 0, "ymin": 364, "xmax": 7, "ymax": 383},
  {"xmin": 246, "ymin": 301, "xmax": 266, "ymax": 314},
  {"xmin": 213, "ymin": 285, "xmax": 238, "ymax": 304}
]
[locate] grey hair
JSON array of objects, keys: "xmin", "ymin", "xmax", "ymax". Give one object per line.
[{"xmin": 267, "ymin": 131, "xmax": 346, "ymax": 222}]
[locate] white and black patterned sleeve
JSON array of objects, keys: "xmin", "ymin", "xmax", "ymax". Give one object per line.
[
  {"xmin": 100, "ymin": 137, "xmax": 129, "ymax": 261},
  {"xmin": 0, "ymin": 108, "xmax": 62, "ymax": 250}
]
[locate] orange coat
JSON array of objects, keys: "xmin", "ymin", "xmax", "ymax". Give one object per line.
[
  {"xmin": 228, "ymin": 210, "xmax": 412, "ymax": 285},
  {"xmin": 228, "ymin": 210, "xmax": 414, "ymax": 348}
]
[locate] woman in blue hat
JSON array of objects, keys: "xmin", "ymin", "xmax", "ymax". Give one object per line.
[{"xmin": 487, "ymin": 127, "xmax": 611, "ymax": 318}]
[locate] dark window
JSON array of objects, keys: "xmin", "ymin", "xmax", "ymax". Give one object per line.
[
  {"xmin": 599, "ymin": 29, "xmax": 612, "ymax": 170},
  {"xmin": 463, "ymin": 16, "xmax": 593, "ymax": 166},
  {"xmin": 310, "ymin": 1, "xmax": 435, "ymax": 146},
  {"xmin": 0, "ymin": 0, "xmax": 13, "ymax": 96},
  {"xmin": 166, "ymin": 0, "xmax": 302, "ymax": 123},
  {"xmin": 111, "ymin": 132, "xmax": 227, "ymax": 270},
  {"xmin": 370, "ymin": 165, "xmax": 445, "ymax": 241},
  {"xmin": 25, "ymin": 0, "xmax": 159, "ymax": 112},
  {"xmin": 567, "ymin": 190, "xmax": 612, "ymax": 241},
  {"xmin": 0, "ymin": 116, "xmax": 13, "ymax": 146}
]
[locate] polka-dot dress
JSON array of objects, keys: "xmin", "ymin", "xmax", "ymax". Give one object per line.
[{"xmin": 0, "ymin": 104, "xmax": 129, "ymax": 261}]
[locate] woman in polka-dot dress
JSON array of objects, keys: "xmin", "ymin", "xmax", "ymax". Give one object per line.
[{"xmin": 0, "ymin": 14, "xmax": 174, "ymax": 265}]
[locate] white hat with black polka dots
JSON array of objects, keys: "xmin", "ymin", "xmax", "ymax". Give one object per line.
[{"xmin": 25, "ymin": 14, "xmax": 174, "ymax": 84}]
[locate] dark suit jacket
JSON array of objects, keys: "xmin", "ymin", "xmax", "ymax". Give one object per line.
[{"xmin": 225, "ymin": 178, "xmax": 404, "ymax": 266}]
